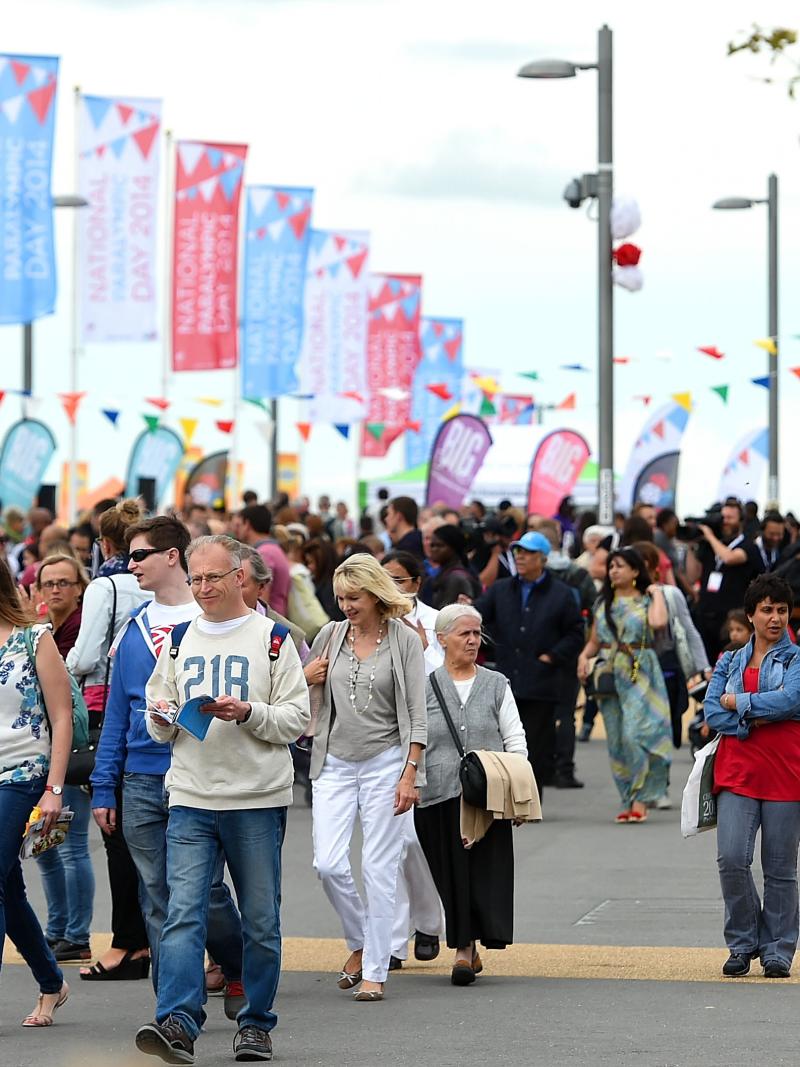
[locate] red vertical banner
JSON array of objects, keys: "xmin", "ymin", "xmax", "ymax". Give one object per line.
[
  {"xmin": 172, "ymin": 141, "xmax": 248, "ymax": 372},
  {"xmin": 360, "ymin": 273, "xmax": 422, "ymax": 457}
]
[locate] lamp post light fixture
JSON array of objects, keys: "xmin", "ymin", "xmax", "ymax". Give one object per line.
[
  {"xmin": 712, "ymin": 174, "xmax": 779, "ymax": 506},
  {"xmin": 518, "ymin": 25, "xmax": 615, "ymax": 525}
]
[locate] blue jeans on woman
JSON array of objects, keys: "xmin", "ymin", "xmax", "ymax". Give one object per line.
[
  {"xmin": 717, "ymin": 790, "xmax": 800, "ymax": 967},
  {"xmin": 36, "ymin": 784, "xmax": 95, "ymax": 945},
  {"xmin": 155, "ymin": 805, "xmax": 286, "ymax": 1041},
  {"xmin": 0, "ymin": 777, "xmax": 63, "ymax": 993}
]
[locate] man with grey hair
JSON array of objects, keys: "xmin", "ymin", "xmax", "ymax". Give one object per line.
[{"xmin": 136, "ymin": 535, "xmax": 310, "ymax": 1065}]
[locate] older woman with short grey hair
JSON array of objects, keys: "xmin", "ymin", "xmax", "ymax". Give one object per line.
[{"xmin": 414, "ymin": 604, "xmax": 527, "ymax": 987}]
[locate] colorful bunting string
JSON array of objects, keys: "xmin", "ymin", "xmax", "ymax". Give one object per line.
[
  {"xmin": 711, "ymin": 385, "xmax": 729, "ymax": 404},
  {"xmin": 334, "ymin": 424, "xmax": 350, "ymax": 440},
  {"xmin": 215, "ymin": 420, "xmax": 234, "ymax": 434},
  {"xmin": 145, "ymin": 397, "xmax": 170, "ymax": 411},
  {"xmin": 751, "ymin": 376, "xmax": 770, "ymax": 390},
  {"xmin": 671, "ymin": 392, "xmax": 692, "ymax": 412},
  {"xmin": 754, "ymin": 338, "xmax": 777, "ymax": 356},
  {"xmin": 296, "ymin": 422, "xmax": 312, "ymax": 442},
  {"xmin": 59, "ymin": 392, "xmax": 86, "ymax": 425},
  {"xmin": 366, "ymin": 423, "xmax": 385, "ymax": 441},
  {"xmin": 143, "ymin": 414, "xmax": 160, "ymax": 432},
  {"xmin": 179, "ymin": 417, "xmax": 198, "ymax": 446},
  {"xmin": 698, "ymin": 346, "xmax": 724, "ymax": 360},
  {"xmin": 518, "ymin": 371, "xmax": 539, "ymax": 381},
  {"xmin": 426, "ymin": 383, "xmax": 453, "ymax": 401},
  {"xmin": 101, "ymin": 408, "xmax": 120, "ymax": 427},
  {"xmin": 557, "ymin": 393, "xmax": 576, "ymax": 411}
]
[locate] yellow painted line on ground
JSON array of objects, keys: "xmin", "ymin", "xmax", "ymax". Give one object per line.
[{"xmin": 7, "ymin": 935, "xmax": 794, "ymax": 984}]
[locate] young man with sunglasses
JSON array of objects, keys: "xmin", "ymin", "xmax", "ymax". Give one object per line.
[
  {"xmin": 90, "ymin": 517, "xmax": 244, "ymax": 1007},
  {"xmin": 135, "ymin": 534, "xmax": 310, "ymax": 1065}
]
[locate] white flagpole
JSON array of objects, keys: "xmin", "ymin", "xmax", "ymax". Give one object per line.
[{"xmin": 67, "ymin": 85, "xmax": 81, "ymax": 525}]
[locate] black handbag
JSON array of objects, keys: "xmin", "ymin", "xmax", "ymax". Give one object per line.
[
  {"xmin": 65, "ymin": 577, "xmax": 117, "ymax": 786},
  {"xmin": 429, "ymin": 673, "xmax": 487, "ymax": 809}
]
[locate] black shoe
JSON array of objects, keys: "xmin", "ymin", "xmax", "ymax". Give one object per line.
[
  {"xmin": 554, "ymin": 774, "xmax": 584, "ymax": 789},
  {"xmin": 135, "ymin": 1017, "xmax": 195, "ymax": 1064},
  {"xmin": 414, "ymin": 931, "xmax": 440, "ymax": 961},
  {"xmin": 722, "ymin": 952, "xmax": 752, "ymax": 977},
  {"xmin": 388, "ymin": 955, "xmax": 403, "ymax": 971},
  {"xmin": 764, "ymin": 959, "xmax": 791, "ymax": 978},
  {"xmin": 451, "ymin": 961, "xmax": 476, "ymax": 986},
  {"xmin": 234, "ymin": 1026, "xmax": 273, "ymax": 1061},
  {"xmin": 53, "ymin": 939, "xmax": 92, "ymax": 962}
]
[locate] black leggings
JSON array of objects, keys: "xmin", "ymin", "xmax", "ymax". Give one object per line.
[{"xmin": 99, "ymin": 787, "xmax": 149, "ymax": 952}]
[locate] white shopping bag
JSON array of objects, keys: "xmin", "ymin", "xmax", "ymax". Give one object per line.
[{"xmin": 680, "ymin": 735, "xmax": 721, "ymax": 838}]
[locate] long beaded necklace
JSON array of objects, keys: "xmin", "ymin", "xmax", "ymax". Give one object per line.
[{"xmin": 347, "ymin": 624, "xmax": 384, "ymax": 714}]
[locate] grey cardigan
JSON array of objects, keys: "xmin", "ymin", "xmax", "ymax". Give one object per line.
[
  {"xmin": 418, "ymin": 665, "xmax": 507, "ymax": 809},
  {"xmin": 308, "ymin": 617, "xmax": 427, "ymax": 782}
]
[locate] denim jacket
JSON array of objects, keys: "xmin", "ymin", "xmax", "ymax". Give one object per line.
[{"xmin": 704, "ymin": 632, "xmax": 800, "ymax": 740}]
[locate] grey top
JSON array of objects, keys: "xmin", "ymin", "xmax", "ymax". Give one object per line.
[
  {"xmin": 418, "ymin": 665, "xmax": 508, "ymax": 809},
  {"xmin": 308, "ymin": 617, "xmax": 428, "ymax": 782},
  {"xmin": 327, "ymin": 639, "xmax": 401, "ymax": 762}
]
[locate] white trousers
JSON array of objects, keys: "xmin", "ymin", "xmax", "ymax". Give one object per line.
[
  {"xmin": 391, "ymin": 815, "xmax": 444, "ymax": 959},
  {"xmin": 312, "ymin": 745, "xmax": 406, "ymax": 982}
]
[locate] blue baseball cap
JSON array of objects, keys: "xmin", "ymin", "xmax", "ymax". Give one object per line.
[{"xmin": 509, "ymin": 531, "xmax": 552, "ymax": 555}]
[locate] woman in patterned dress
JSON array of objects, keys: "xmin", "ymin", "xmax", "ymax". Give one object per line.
[
  {"xmin": 0, "ymin": 557, "xmax": 73, "ymax": 1024},
  {"xmin": 577, "ymin": 548, "xmax": 672, "ymax": 823}
]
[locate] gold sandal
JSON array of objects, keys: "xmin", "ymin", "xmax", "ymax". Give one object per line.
[
  {"xmin": 337, "ymin": 968, "xmax": 363, "ymax": 990},
  {"xmin": 22, "ymin": 982, "xmax": 69, "ymax": 1027},
  {"xmin": 353, "ymin": 988, "xmax": 384, "ymax": 1002}
]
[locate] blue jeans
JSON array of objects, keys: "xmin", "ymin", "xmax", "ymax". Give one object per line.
[
  {"xmin": 0, "ymin": 778, "xmax": 63, "ymax": 992},
  {"xmin": 156, "ymin": 805, "xmax": 286, "ymax": 1040},
  {"xmin": 36, "ymin": 784, "xmax": 95, "ymax": 944},
  {"xmin": 717, "ymin": 790, "xmax": 800, "ymax": 966},
  {"xmin": 122, "ymin": 773, "xmax": 243, "ymax": 991}
]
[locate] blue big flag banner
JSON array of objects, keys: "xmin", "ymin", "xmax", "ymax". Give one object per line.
[
  {"xmin": 0, "ymin": 54, "xmax": 59, "ymax": 323},
  {"xmin": 241, "ymin": 185, "xmax": 314, "ymax": 398},
  {"xmin": 406, "ymin": 317, "xmax": 464, "ymax": 468}
]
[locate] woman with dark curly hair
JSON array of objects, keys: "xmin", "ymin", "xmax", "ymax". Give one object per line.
[{"xmin": 577, "ymin": 547, "xmax": 671, "ymax": 824}]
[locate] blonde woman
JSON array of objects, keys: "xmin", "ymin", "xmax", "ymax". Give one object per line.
[{"xmin": 308, "ymin": 553, "xmax": 426, "ymax": 1002}]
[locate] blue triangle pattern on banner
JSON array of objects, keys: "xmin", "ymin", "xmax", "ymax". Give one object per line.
[
  {"xmin": 666, "ymin": 406, "xmax": 689, "ymax": 432},
  {"xmin": 206, "ymin": 147, "xmax": 223, "ymax": 169},
  {"xmin": 401, "ymin": 293, "xmax": 420, "ymax": 319},
  {"xmin": 328, "ymin": 262, "xmax": 340, "ymax": 279},
  {"xmin": 752, "ymin": 428, "xmax": 769, "ymax": 456},
  {"xmin": 219, "ymin": 164, "xmax": 242, "ymax": 201},
  {"xmin": 388, "ymin": 278, "xmax": 403, "ymax": 296},
  {"xmin": 84, "ymin": 95, "xmax": 113, "ymax": 129},
  {"xmin": 110, "ymin": 135, "xmax": 127, "ymax": 159},
  {"xmin": 186, "ymin": 187, "xmax": 197, "ymax": 200},
  {"xmin": 310, "ymin": 229, "xmax": 327, "ymax": 255}
]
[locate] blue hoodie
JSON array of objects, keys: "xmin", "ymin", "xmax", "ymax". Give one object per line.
[{"xmin": 91, "ymin": 602, "xmax": 177, "ymax": 810}]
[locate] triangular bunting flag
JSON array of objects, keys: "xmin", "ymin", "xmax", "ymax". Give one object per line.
[
  {"xmin": 219, "ymin": 165, "xmax": 243, "ymax": 201},
  {"xmin": 342, "ymin": 391, "xmax": 364, "ymax": 404},
  {"xmin": 110, "ymin": 135, "xmax": 127, "ymax": 159},
  {"xmin": 471, "ymin": 374, "xmax": 501, "ymax": 395},
  {"xmin": 426, "ymin": 383, "xmax": 453, "ymax": 401},
  {"xmin": 10, "ymin": 60, "xmax": 30, "ymax": 85},
  {"xmin": 479, "ymin": 396, "xmax": 496, "ymax": 417},
  {"xmin": 366, "ymin": 423, "xmax": 385, "ymax": 441},
  {"xmin": 0, "ymin": 391, "xmax": 5, "ymax": 408},
  {"xmin": 206, "ymin": 147, "xmax": 223, "ymax": 169},
  {"xmin": 560, "ymin": 363, "xmax": 589, "ymax": 372},
  {"xmin": 518, "ymin": 371, "xmax": 539, "ymax": 381},
  {"xmin": 405, "ymin": 420, "xmax": 421, "ymax": 433},
  {"xmin": 557, "ymin": 393, "xmax": 576, "ymax": 411},
  {"xmin": 179, "ymin": 417, "xmax": 198, "ymax": 446},
  {"xmin": 215, "ymin": 420, "xmax": 234, "ymax": 434},
  {"xmin": 634, "ymin": 395, "xmax": 652, "ymax": 406},
  {"xmin": 346, "ymin": 249, "xmax": 368, "ymax": 279},
  {"xmin": 101, "ymin": 408, "xmax": 120, "ymax": 427},
  {"xmin": 739, "ymin": 450, "xmax": 750, "ymax": 464},
  {"xmin": 178, "ymin": 142, "xmax": 206, "ymax": 177},
  {"xmin": 133, "ymin": 123, "xmax": 159, "ymax": 160},
  {"xmin": 754, "ymin": 338, "xmax": 778, "ymax": 355},
  {"xmin": 443, "ymin": 337, "xmax": 461, "ymax": 361},
  {"xmin": 296, "ymin": 422, "xmax": 312, "ymax": 442},
  {"xmin": 275, "ymin": 191, "xmax": 291, "ymax": 211},
  {"xmin": 711, "ymin": 385, "xmax": 729, "ymax": 404},
  {"xmin": 698, "ymin": 345, "xmax": 724, "ymax": 360},
  {"xmin": 334, "ymin": 424, "xmax": 350, "ymax": 439},
  {"xmin": 58, "ymin": 391, "xmax": 86, "ymax": 425},
  {"xmin": 244, "ymin": 397, "xmax": 269, "ymax": 412},
  {"xmin": 790, "ymin": 367, "xmax": 800, "ymax": 379},
  {"xmin": 3, "ymin": 95, "xmax": 24, "ymax": 124},
  {"xmin": 671, "ymin": 392, "xmax": 692, "ymax": 412},
  {"xmin": 752, "ymin": 376, "xmax": 770, "ymax": 389},
  {"xmin": 288, "ymin": 205, "xmax": 311, "ymax": 240},
  {"xmin": 27, "ymin": 81, "xmax": 57, "ymax": 125},
  {"xmin": 442, "ymin": 403, "xmax": 461, "ymax": 421},
  {"xmin": 652, "ymin": 420, "xmax": 665, "ymax": 438},
  {"xmin": 116, "ymin": 103, "xmax": 134, "ymax": 125},
  {"xmin": 146, "ymin": 396, "xmax": 170, "ymax": 411},
  {"xmin": 196, "ymin": 396, "xmax": 223, "ymax": 406},
  {"xmin": 143, "ymin": 414, "xmax": 160, "ymax": 432},
  {"xmin": 84, "ymin": 96, "xmax": 112, "ymax": 128}
]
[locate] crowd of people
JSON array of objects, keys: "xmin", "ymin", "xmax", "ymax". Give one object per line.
[{"xmin": 1, "ymin": 487, "xmax": 800, "ymax": 1060}]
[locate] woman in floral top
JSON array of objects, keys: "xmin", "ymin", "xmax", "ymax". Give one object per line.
[{"xmin": 0, "ymin": 558, "xmax": 73, "ymax": 1026}]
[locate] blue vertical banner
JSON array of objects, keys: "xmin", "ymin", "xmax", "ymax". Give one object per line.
[
  {"xmin": 0, "ymin": 54, "xmax": 59, "ymax": 323},
  {"xmin": 406, "ymin": 317, "xmax": 464, "ymax": 468},
  {"xmin": 241, "ymin": 185, "xmax": 314, "ymax": 398}
]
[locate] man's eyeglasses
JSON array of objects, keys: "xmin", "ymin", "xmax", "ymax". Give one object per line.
[
  {"xmin": 129, "ymin": 547, "xmax": 169, "ymax": 563},
  {"xmin": 390, "ymin": 575, "xmax": 415, "ymax": 585},
  {"xmin": 187, "ymin": 568, "xmax": 239, "ymax": 588},
  {"xmin": 40, "ymin": 579, "xmax": 79, "ymax": 591}
]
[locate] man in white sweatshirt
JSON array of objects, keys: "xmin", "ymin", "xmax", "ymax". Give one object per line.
[{"xmin": 135, "ymin": 535, "xmax": 310, "ymax": 1066}]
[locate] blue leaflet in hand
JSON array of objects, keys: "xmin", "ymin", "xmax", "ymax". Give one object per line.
[{"xmin": 175, "ymin": 695, "xmax": 215, "ymax": 741}]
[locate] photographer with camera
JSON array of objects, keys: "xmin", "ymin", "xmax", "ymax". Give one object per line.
[
  {"xmin": 694, "ymin": 500, "xmax": 765, "ymax": 662},
  {"xmin": 473, "ymin": 514, "xmax": 519, "ymax": 589}
]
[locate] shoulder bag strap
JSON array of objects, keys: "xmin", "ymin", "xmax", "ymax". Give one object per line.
[
  {"xmin": 99, "ymin": 576, "xmax": 118, "ymax": 711},
  {"xmin": 429, "ymin": 673, "xmax": 466, "ymax": 759}
]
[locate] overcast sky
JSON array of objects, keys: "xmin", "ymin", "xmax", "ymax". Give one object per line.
[{"xmin": 3, "ymin": 0, "xmax": 800, "ymax": 514}]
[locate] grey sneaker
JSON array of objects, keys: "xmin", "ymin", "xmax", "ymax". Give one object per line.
[
  {"xmin": 135, "ymin": 1016, "xmax": 195, "ymax": 1064},
  {"xmin": 234, "ymin": 1026, "xmax": 273, "ymax": 1061}
]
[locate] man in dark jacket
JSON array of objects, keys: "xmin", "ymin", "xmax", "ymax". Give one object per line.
[{"xmin": 475, "ymin": 531, "xmax": 584, "ymax": 794}]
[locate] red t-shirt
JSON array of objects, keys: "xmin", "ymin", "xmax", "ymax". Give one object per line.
[{"xmin": 714, "ymin": 666, "xmax": 800, "ymax": 801}]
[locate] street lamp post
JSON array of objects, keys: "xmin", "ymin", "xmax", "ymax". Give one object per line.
[
  {"xmin": 712, "ymin": 174, "xmax": 779, "ymax": 506},
  {"xmin": 518, "ymin": 25, "xmax": 615, "ymax": 524}
]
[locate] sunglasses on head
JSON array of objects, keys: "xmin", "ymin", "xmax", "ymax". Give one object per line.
[{"xmin": 129, "ymin": 547, "xmax": 169, "ymax": 563}]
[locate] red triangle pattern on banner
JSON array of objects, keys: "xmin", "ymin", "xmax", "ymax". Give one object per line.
[
  {"xmin": 117, "ymin": 103, "xmax": 134, "ymax": 125},
  {"xmin": 652, "ymin": 420, "xmax": 665, "ymax": 438},
  {"xmin": 443, "ymin": 337, "xmax": 461, "ymax": 361},
  {"xmin": 739, "ymin": 450, "xmax": 749, "ymax": 465},
  {"xmin": 288, "ymin": 205, "xmax": 311, "ymax": 240},
  {"xmin": 346, "ymin": 249, "xmax": 368, "ymax": 279},
  {"xmin": 133, "ymin": 123, "xmax": 159, "ymax": 160},
  {"xmin": 432, "ymin": 322, "xmax": 444, "ymax": 337},
  {"xmin": 333, "ymin": 235, "xmax": 347, "ymax": 252},
  {"xmin": 275, "ymin": 191, "xmax": 290, "ymax": 211},
  {"xmin": 27, "ymin": 81, "xmax": 57, "ymax": 125},
  {"xmin": 11, "ymin": 61, "xmax": 30, "ymax": 86}
]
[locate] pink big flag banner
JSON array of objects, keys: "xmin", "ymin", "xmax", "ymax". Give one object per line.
[
  {"xmin": 360, "ymin": 273, "xmax": 423, "ymax": 458},
  {"xmin": 426, "ymin": 414, "xmax": 493, "ymax": 509},
  {"xmin": 172, "ymin": 141, "xmax": 247, "ymax": 372},
  {"xmin": 77, "ymin": 95, "xmax": 162, "ymax": 342},
  {"xmin": 299, "ymin": 229, "xmax": 370, "ymax": 424},
  {"xmin": 527, "ymin": 429, "xmax": 591, "ymax": 516}
]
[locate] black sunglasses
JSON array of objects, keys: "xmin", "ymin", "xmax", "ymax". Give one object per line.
[{"xmin": 129, "ymin": 547, "xmax": 169, "ymax": 563}]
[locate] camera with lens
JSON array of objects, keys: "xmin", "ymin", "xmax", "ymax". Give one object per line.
[{"xmin": 676, "ymin": 512, "xmax": 723, "ymax": 543}]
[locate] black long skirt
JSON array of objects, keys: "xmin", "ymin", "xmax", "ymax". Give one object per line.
[{"xmin": 414, "ymin": 797, "xmax": 514, "ymax": 950}]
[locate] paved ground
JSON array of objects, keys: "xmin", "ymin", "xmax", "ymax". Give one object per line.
[{"xmin": 3, "ymin": 729, "xmax": 795, "ymax": 1066}]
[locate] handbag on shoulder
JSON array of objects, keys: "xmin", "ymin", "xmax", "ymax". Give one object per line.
[{"xmin": 429, "ymin": 673, "xmax": 488, "ymax": 808}]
